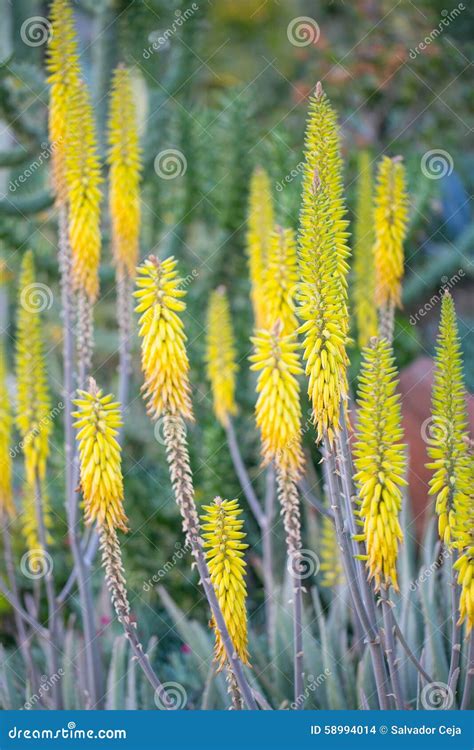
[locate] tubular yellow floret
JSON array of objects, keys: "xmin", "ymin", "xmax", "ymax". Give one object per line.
[
  {"xmin": 298, "ymin": 82, "xmax": 350, "ymax": 444},
  {"xmin": 134, "ymin": 255, "xmax": 193, "ymax": 421},
  {"xmin": 247, "ymin": 167, "xmax": 274, "ymax": 328},
  {"xmin": 73, "ymin": 379, "xmax": 128, "ymax": 531},
  {"xmin": 353, "ymin": 151, "xmax": 377, "ymax": 347},
  {"xmin": 264, "ymin": 226, "xmax": 299, "ymax": 335},
  {"xmin": 47, "ymin": 0, "xmax": 81, "ymax": 202},
  {"xmin": 107, "ymin": 66, "xmax": 142, "ymax": 277},
  {"xmin": 15, "ymin": 252, "xmax": 52, "ymax": 485},
  {"xmin": 206, "ymin": 287, "xmax": 238, "ymax": 427},
  {"xmin": 250, "ymin": 322, "xmax": 304, "ymax": 476},
  {"xmin": 426, "ymin": 293, "xmax": 470, "ymax": 547},
  {"xmin": 373, "ymin": 156, "xmax": 408, "ymax": 310},
  {"xmin": 353, "ymin": 338, "xmax": 406, "ymax": 591},
  {"xmin": 0, "ymin": 346, "xmax": 14, "ymax": 518},
  {"xmin": 201, "ymin": 497, "xmax": 249, "ymax": 671},
  {"xmin": 65, "ymin": 81, "xmax": 102, "ymax": 301}
]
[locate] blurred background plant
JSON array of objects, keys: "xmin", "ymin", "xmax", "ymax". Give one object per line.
[{"xmin": 0, "ymin": 0, "xmax": 472, "ymax": 710}]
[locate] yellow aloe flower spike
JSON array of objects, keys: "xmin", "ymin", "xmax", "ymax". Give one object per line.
[
  {"xmin": 250, "ymin": 322, "xmax": 304, "ymax": 476},
  {"xmin": 65, "ymin": 81, "xmax": 102, "ymax": 301},
  {"xmin": 206, "ymin": 287, "xmax": 238, "ymax": 427},
  {"xmin": 298, "ymin": 82, "xmax": 351, "ymax": 444},
  {"xmin": 353, "ymin": 338, "xmax": 406, "ymax": 592},
  {"xmin": 0, "ymin": 346, "xmax": 14, "ymax": 518},
  {"xmin": 264, "ymin": 225, "xmax": 299, "ymax": 335},
  {"xmin": 201, "ymin": 497, "xmax": 249, "ymax": 671},
  {"xmin": 453, "ymin": 445, "xmax": 474, "ymax": 634},
  {"xmin": 47, "ymin": 0, "xmax": 81, "ymax": 202},
  {"xmin": 246, "ymin": 166, "xmax": 274, "ymax": 328},
  {"xmin": 73, "ymin": 379, "xmax": 128, "ymax": 531},
  {"xmin": 107, "ymin": 66, "xmax": 142, "ymax": 278},
  {"xmin": 134, "ymin": 255, "xmax": 193, "ymax": 421},
  {"xmin": 15, "ymin": 252, "xmax": 52, "ymax": 485},
  {"xmin": 353, "ymin": 151, "xmax": 377, "ymax": 347},
  {"xmin": 426, "ymin": 293, "xmax": 470, "ymax": 547},
  {"xmin": 373, "ymin": 155, "xmax": 408, "ymax": 311}
]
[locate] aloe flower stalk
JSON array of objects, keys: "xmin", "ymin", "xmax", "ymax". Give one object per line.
[
  {"xmin": 426, "ymin": 293, "xmax": 470, "ymax": 547},
  {"xmin": 73, "ymin": 379, "xmax": 172, "ymax": 707},
  {"xmin": 353, "ymin": 338, "xmax": 406, "ymax": 592},
  {"xmin": 373, "ymin": 156, "xmax": 408, "ymax": 341},
  {"xmin": 135, "ymin": 256, "xmax": 257, "ymax": 709},
  {"xmin": 297, "ymin": 82, "xmax": 350, "ymax": 444},
  {"xmin": 264, "ymin": 226, "xmax": 299, "ymax": 335},
  {"xmin": 247, "ymin": 167, "xmax": 274, "ymax": 328},
  {"xmin": 202, "ymin": 497, "xmax": 249, "ymax": 709},
  {"xmin": 47, "ymin": 0, "xmax": 81, "ymax": 204},
  {"xmin": 353, "ymin": 151, "xmax": 377, "ymax": 347},
  {"xmin": 48, "ymin": 0, "xmax": 102, "ymax": 703},
  {"xmin": 250, "ymin": 322, "xmax": 305, "ymax": 706},
  {"xmin": 15, "ymin": 252, "xmax": 61, "ymax": 705},
  {"xmin": 15, "ymin": 252, "xmax": 53, "ymax": 552},
  {"xmin": 205, "ymin": 287, "xmax": 238, "ymax": 428}
]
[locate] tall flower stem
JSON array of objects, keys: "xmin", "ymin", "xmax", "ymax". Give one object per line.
[
  {"xmin": 323, "ymin": 442, "xmax": 389, "ymax": 709},
  {"xmin": 461, "ymin": 632, "xmax": 474, "ymax": 710},
  {"xmin": 225, "ymin": 419, "xmax": 264, "ymax": 527},
  {"xmin": 262, "ymin": 466, "xmax": 276, "ymax": 663},
  {"xmin": 277, "ymin": 470, "xmax": 304, "ymax": 707},
  {"xmin": 33, "ymin": 472, "xmax": 61, "ymax": 708},
  {"xmin": 163, "ymin": 414, "xmax": 257, "ymax": 710},
  {"xmin": 2, "ymin": 522, "xmax": 37, "ymax": 691},
  {"xmin": 448, "ymin": 549, "xmax": 462, "ymax": 695},
  {"xmin": 98, "ymin": 524, "xmax": 172, "ymax": 708},
  {"xmin": 117, "ymin": 273, "xmax": 133, "ymax": 413},
  {"xmin": 380, "ymin": 588, "xmax": 404, "ymax": 709},
  {"xmin": 226, "ymin": 419, "xmax": 275, "ymax": 655},
  {"xmin": 58, "ymin": 205, "xmax": 102, "ymax": 706}
]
